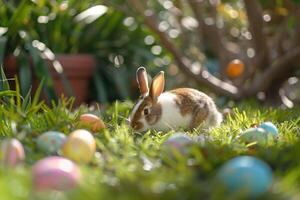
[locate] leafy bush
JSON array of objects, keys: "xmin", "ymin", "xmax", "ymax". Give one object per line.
[{"xmin": 0, "ymin": 0, "xmax": 170, "ymax": 103}]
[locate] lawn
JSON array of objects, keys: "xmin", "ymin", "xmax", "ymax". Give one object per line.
[
  {"xmin": 2, "ymin": 1, "xmax": 300, "ymax": 199},
  {"xmin": 1, "ymin": 82, "xmax": 300, "ymax": 200}
]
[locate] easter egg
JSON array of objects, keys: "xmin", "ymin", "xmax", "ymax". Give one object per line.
[
  {"xmin": 226, "ymin": 59, "xmax": 245, "ymax": 78},
  {"xmin": 259, "ymin": 122, "xmax": 279, "ymax": 138},
  {"xmin": 217, "ymin": 156, "xmax": 272, "ymax": 197},
  {"xmin": 1, "ymin": 138, "xmax": 25, "ymax": 168},
  {"xmin": 240, "ymin": 127, "xmax": 273, "ymax": 145},
  {"xmin": 62, "ymin": 129, "xmax": 96, "ymax": 163},
  {"xmin": 32, "ymin": 156, "xmax": 81, "ymax": 191},
  {"xmin": 162, "ymin": 132, "xmax": 193, "ymax": 155},
  {"xmin": 37, "ymin": 131, "xmax": 67, "ymax": 154},
  {"xmin": 79, "ymin": 114, "xmax": 105, "ymax": 132},
  {"xmin": 196, "ymin": 134, "xmax": 213, "ymax": 145}
]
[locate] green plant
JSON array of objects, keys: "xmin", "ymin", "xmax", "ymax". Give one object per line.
[
  {"xmin": 28, "ymin": 0, "xmax": 170, "ymax": 102},
  {"xmin": 0, "ymin": 0, "xmax": 64, "ymax": 101},
  {"xmin": 0, "ymin": 0, "xmax": 170, "ymax": 103}
]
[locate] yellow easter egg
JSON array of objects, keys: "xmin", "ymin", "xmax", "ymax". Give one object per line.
[
  {"xmin": 62, "ymin": 129, "xmax": 96, "ymax": 163},
  {"xmin": 79, "ymin": 114, "xmax": 106, "ymax": 133}
]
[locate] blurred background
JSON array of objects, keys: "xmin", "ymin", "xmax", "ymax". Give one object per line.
[{"xmin": 0, "ymin": 0, "xmax": 300, "ymax": 108}]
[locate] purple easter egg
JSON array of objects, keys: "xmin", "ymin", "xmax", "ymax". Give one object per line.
[
  {"xmin": 1, "ymin": 138, "xmax": 25, "ymax": 168},
  {"xmin": 163, "ymin": 132, "xmax": 193, "ymax": 148},
  {"xmin": 162, "ymin": 132, "xmax": 193, "ymax": 156},
  {"xmin": 32, "ymin": 156, "xmax": 81, "ymax": 191}
]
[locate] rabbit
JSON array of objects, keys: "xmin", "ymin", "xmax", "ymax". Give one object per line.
[{"xmin": 128, "ymin": 67, "xmax": 223, "ymax": 132}]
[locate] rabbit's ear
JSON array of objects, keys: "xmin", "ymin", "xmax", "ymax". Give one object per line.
[
  {"xmin": 150, "ymin": 71, "xmax": 165, "ymax": 101},
  {"xmin": 136, "ymin": 67, "xmax": 149, "ymax": 97}
]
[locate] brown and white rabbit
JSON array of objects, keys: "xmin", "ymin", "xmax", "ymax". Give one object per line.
[{"xmin": 128, "ymin": 67, "xmax": 223, "ymax": 131}]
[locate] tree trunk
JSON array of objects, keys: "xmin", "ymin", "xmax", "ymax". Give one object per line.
[
  {"xmin": 264, "ymin": 80, "xmax": 282, "ymax": 106},
  {"xmin": 263, "ymin": 69, "xmax": 293, "ymax": 106}
]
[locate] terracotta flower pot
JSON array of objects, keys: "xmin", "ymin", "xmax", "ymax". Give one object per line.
[{"xmin": 4, "ymin": 54, "xmax": 97, "ymax": 107}]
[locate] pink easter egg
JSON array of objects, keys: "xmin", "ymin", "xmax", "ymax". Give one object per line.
[
  {"xmin": 32, "ymin": 156, "xmax": 81, "ymax": 191},
  {"xmin": 1, "ymin": 138, "xmax": 25, "ymax": 167}
]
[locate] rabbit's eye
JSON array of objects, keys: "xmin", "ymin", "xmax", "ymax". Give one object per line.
[{"xmin": 143, "ymin": 108, "xmax": 150, "ymax": 115}]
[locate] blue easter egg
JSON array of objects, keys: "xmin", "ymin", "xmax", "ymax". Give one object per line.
[
  {"xmin": 162, "ymin": 132, "xmax": 193, "ymax": 155},
  {"xmin": 37, "ymin": 131, "xmax": 67, "ymax": 154},
  {"xmin": 259, "ymin": 122, "xmax": 279, "ymax": 138},
  {"xmin": 217, "ymin": 156, "xmax": 272, "ymax": 197},
  {"xmin": 240, "ymin": 127, "xmax": 273, "ymax": 145}
]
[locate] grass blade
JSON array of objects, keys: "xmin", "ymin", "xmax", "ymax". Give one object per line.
[
  {"xmin": 32, "ymin": 78, "xmax": 44, "ymax": 107},
  {"xmin": 0, "ymin": 90, "xmax": 17, "ymax": 97},
  {"xmin": 0, "ymin": 65, "xmax": 10, "ymax": 91},
  {"xmin": 21, "ymin": 87, "xmax": 32, "ymax": 112},
  {"xmin": 14, "ymin": 75, "xmax": 21, "ymax": 109},
  {"xmin": 0, "ymin": 36, "xmax": 7, "ymax": 64}
]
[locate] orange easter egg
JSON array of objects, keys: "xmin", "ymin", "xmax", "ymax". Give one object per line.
[
  {"xmin": 226, "ymin": 59, "xmax": 245, "ymax": 78},
  {"xmin": 79, "ymin": 114, "xmax": 105, "ymax": 132},
  {"xmin": 62, "ymin": 129, "xmax": 96, "ymax": 163}
]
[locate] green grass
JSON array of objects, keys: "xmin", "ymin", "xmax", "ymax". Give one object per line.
[{"xmin": 1, "ymin": 88, "xmax": 300, "ymax": 200}]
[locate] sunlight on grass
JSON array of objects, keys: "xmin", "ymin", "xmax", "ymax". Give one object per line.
[{"xmin": 0, "ymin": 90, "xmax": 300, "ymax": 199}]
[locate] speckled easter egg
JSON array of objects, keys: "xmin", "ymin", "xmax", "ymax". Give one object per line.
[
  {"xmin": 62, "ymin": 129, "xmax": 96, "ymax": 163},
  {"xmin": 32, "ymin": 156, "xmax": 81, "ymax": 191},
  {"xmin": 79, "ymin": 114, "xmax": 105, "ymax": 132},
  {"xmin": 217, "ymin": 156, "xmax": 272, "ymax": 197},
  {"xmin": 1, "ymin": 138, "xmax": 25, "ymax": 167},
  {"xmin": 259, "ymin": 122, "xmax": 279, "ymax": 138},
  {"xmin": 240, "ymin": 127, "xmax": 273, "ymax": 145},
  {"xmin": 37, "ymin": 131, "xmax": 67, "ymax": 154},
  {"xmin": 162, "ymin": 132, "xmax": 193, "ymax": 155}
]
